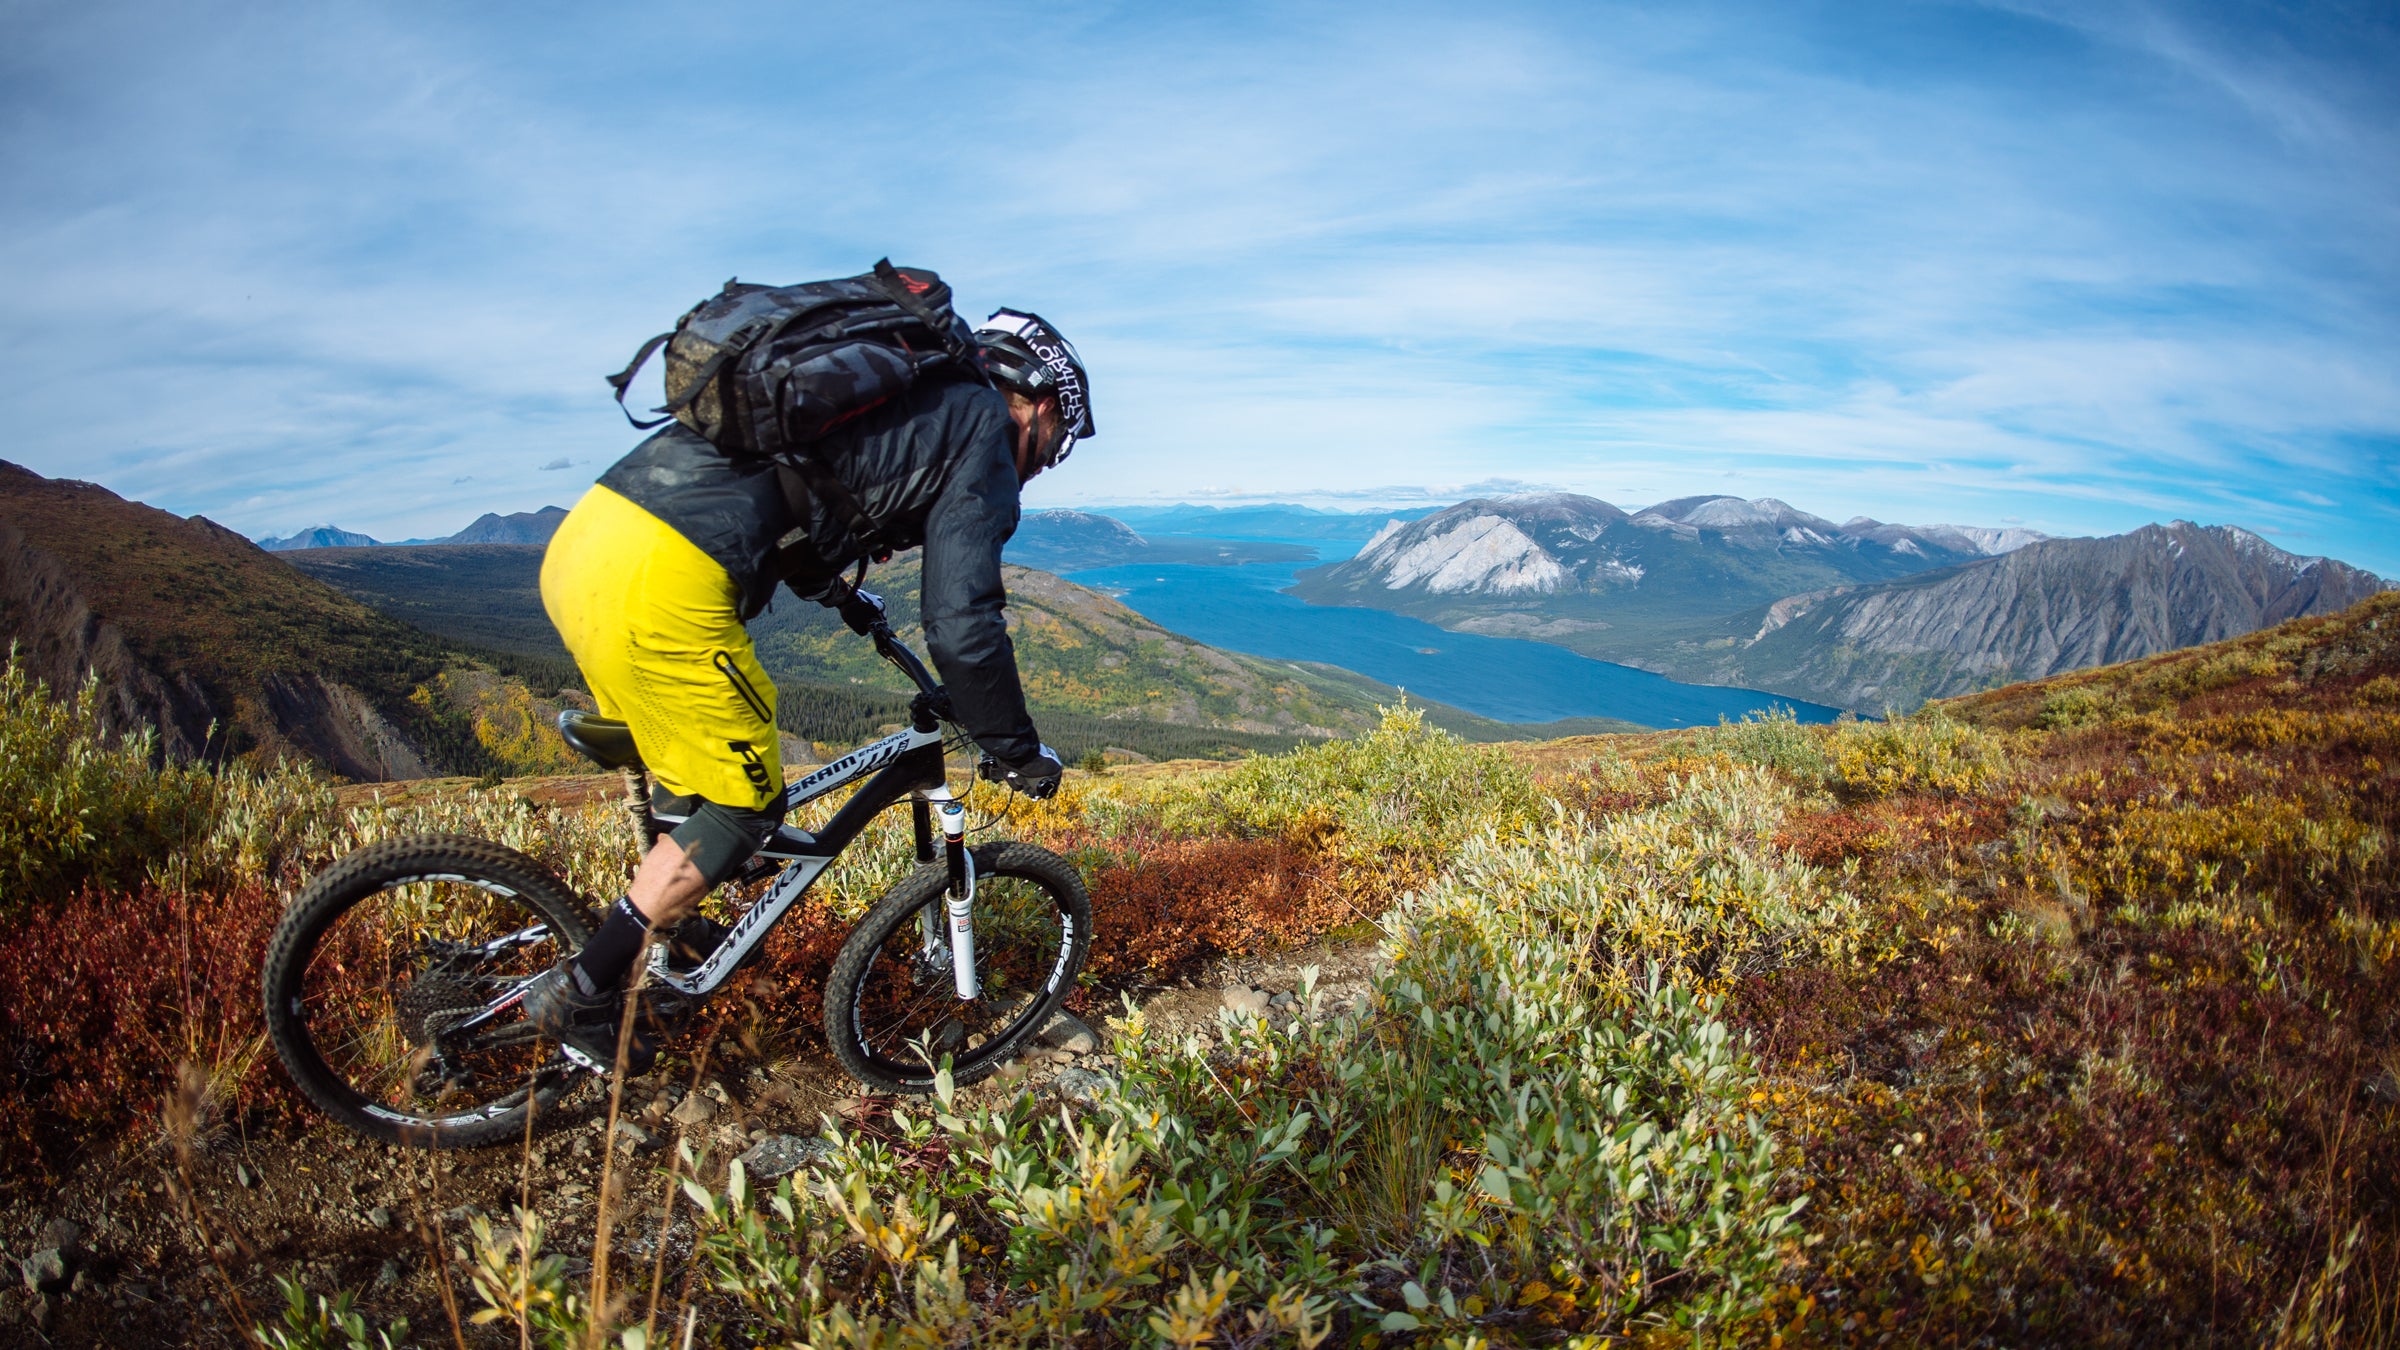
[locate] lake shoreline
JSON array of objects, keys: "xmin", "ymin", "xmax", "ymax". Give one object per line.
[{"xmin": 1064, "ymin": 549, "xmax": 1843, "ymax": 731}]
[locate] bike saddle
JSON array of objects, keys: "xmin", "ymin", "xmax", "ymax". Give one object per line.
[{"xmin": 556, "ymin": 710, "xmax": 643, "ymax": 770}]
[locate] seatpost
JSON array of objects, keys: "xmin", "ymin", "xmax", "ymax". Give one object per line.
[{"xmin": 621, "ymin": 768, "xmax": 657, "ymax": 850}]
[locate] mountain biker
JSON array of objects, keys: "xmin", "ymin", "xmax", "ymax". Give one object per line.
[{"xmin": 526, "ymin": 305, "xmax": 1095, "ymax": 1070}]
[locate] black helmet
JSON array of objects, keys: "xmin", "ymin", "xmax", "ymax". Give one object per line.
[{"xmin": 975, "ymin": 308, "xmax": 1094, "ymax": 465}]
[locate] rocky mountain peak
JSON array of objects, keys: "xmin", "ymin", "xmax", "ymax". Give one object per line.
[{"xmin": 1023, "ymin": 509, "xmax": 1147, "ymax": 548}]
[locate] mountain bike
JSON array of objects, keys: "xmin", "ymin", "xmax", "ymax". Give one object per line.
[{"xmin": 261, "ymin": 621, "xmax": 1091, "ymax": 1148}]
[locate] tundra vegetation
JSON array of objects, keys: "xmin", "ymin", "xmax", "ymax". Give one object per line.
[{"xmin": 2, "ymin": 593, "xmax": 2397, "ymax": 1346}]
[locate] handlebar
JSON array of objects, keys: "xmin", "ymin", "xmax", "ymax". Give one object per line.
[
  {"xmin": 871, "ymin": 623, "xmax": 937, "ymax": 695},
  {"xmin": 871, "ymin": 623, "xmax": 955, "ymax": 729}
]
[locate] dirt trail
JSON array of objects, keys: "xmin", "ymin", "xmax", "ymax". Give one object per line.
[{"xmin": 0, "ymin": 939, "xmax": 1384, "ymax": 1346}]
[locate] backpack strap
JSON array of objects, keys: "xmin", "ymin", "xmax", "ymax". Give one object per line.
[
  {"xmin": 776, "ymin": 452, "xmax": 896, "ymax": 564},
  {"xmin": 604, "ymin": 332, "xmax": 678, "ymax": 429},
  {"xmin": 871, "ymin": 259, "xmax": 971, "ymax": 360}
]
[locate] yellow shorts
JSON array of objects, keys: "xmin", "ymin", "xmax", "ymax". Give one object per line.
[{"xmin": 540, "ymin": 484, "xmax": 784, "ymax": 810}]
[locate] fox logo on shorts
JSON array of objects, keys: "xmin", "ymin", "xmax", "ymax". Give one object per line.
[{"xmin": 729, "ymin": 740, "xmax": 770, "ymax": 790}]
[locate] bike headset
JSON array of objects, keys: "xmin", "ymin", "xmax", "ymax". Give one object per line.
[{"xmin": 974, "ymin": 308, "xmax": 1094, "ymax": 473}]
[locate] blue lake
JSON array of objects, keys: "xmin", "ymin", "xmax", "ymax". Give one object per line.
[{"xmin": 1064, "ymin": 549, "xmax": 1844, "ymax": 729}]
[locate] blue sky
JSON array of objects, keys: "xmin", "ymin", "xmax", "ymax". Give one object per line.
[{"xmin": 4, "ymin": 0, "xmax": 2395, "ymax": 572}]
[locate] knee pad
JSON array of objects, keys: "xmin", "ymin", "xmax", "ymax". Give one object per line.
[{"xmin": 655, "ymin": 791, "xmax": 786, "ymax": 888}]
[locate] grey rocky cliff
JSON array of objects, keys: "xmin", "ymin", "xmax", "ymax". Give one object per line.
[{"xmin": 1661, "ymin": 522, "xmax": 2391, "ymax": 711}]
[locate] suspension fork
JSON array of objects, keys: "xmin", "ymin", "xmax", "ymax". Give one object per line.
[{"xmin": 915, "ymin": 786, "xmax": 979, "ymax": 999}]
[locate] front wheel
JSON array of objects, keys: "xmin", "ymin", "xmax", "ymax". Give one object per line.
[
  {"xmin": 262, "ymin": 835, "xmax": 596, "ymax": 1148},
  {"xmin": 824, "ymin": 841, "xmax": 1091, "ymax": 1094}
]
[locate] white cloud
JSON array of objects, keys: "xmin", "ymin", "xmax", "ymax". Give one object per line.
[{"xmin": 0, "ymin": 0, "xmax": 2394, "ymax": 572}]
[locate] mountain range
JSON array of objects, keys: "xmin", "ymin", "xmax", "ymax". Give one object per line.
[
  {"xmin": 1652, "ymin": 520, "xmax": 2390, "ymax": 710},
  {"xmin": 1292, "ymin": 492, "xmax": 2387, "ymax": 711},
  {"xmin": 257, "ymin": 506, "xmax": 569, "ymax": 551}
]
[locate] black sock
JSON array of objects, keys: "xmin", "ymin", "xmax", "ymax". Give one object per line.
[{"xmin": 571, "ymin": 896, "xmax": 652, "ymax": 995}]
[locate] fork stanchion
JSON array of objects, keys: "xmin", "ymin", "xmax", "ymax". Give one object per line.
[{"xmin": 937, "ymin": 796, "xmax": 979, "ymax": 1000}]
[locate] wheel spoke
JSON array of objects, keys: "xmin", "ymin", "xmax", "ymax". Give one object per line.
[
  {"xmin": 840, "ymin": 861, "xmax": 1082, "ymax": 1085},
  {"xmin": 282, "ymin": 865, "xmax": 581, "ymax": 1133}
]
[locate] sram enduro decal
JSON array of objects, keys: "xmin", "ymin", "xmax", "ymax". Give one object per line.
[{"xmin": 785, "ymin": 728, "xmax": 926, "ymax": 806}]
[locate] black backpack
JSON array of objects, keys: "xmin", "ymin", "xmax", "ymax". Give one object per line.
[{"xmin": 605, "ymin": 260, "xmax": 982, "ymax": 558}]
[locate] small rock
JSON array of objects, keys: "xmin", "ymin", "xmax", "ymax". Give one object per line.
[
  {"xmin": 440, "ymin": 1204, "xmax": 482, "ymax": 1226},
  {"xmin": 669, "ymin": 1094, "xmax": 717, "ymax": 1127},
  {"xmin": 1054, "ymin": 1067, "xmax": 1118, "ymax": 1104},
  {"xmin": 235, "ymin": 1162, "xmax": 257, "ymax": 1189},
  {"xmin": 29, "ymin": 1293, "xmax": 49, "ymax": 1330},
  {"xmin": 69, "ymin": 1268, "xmax": 89, "ymax": 1295},
  {"xmin": 736, "ymin": 1134, "xmax": 838, "ymax": 1180},
  {"xmin": 1037, "ymin": 1011, "xmax": 1099, "ymax": 1055},
  {"xmin": 373, "ymin": 1260, "xmax": 402, "ymax": 1291},
  {"xmin": 39, "ymin": 1219, "xmax": 82, "ymax": 1252},
  {"xmin": 1268, "ymin": 991, "xmax": 1296, "ymax": 1010},
  {"xmin": 1220, "ymin": 986, "xmax": 1270, "ymax": 1017},
  {"xmin": 20, "ymin": 1249, "xmax": 66, "ymax": 1294},
  {"xmin": 702, "ymin": 1081, "xmax": 732, "ymax": 1106},
  {"xmin": 613, "ymin": 1120, "xmax": 661, "ymax": 1152},
  {"xmin": 572, "ymin": 1134, "xmax": 595, "ymax": 1158},
  {"xmin": 366, "ymin": 1207, "xmax": 393, "ymax": 1231}
]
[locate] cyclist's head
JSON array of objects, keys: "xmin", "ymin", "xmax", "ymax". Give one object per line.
[{"xmin": 976, "ymin": 309, "xmax": 1092, "ymax": 479}]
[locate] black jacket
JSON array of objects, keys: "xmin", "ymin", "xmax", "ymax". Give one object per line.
[{"xmin": 597, "ymin": 376, "xmax": 1042, "ymax": 765}]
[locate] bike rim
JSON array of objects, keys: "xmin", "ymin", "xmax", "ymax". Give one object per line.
[
  {"xmin": 293, "ymin": 874, "xmax": 575, "ymax": 1131},
  {"xmin": 849, "ymin": 871, "xmax": 1076, "ymax": 1079}
]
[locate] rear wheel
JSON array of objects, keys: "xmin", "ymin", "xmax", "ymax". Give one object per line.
[
  {"xmin": 824, "ymin": 841, "xmax": 1091, "ymax": 1094},
  {"xmin": 262, "ymin": 835, "xmax": 596, "ymax": 1148}
]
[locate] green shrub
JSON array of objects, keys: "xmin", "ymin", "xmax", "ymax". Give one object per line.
[
  {"xmin": 1412, "ymin": 765, "xmax": 1865, "ymax": 998},
  {"xmin": 1688, "ymin": 705, "xmax": 1831, "ymax": 780},
  {"xmin": 2035, "ymin": 683, "xmax": 2127, "ymax": 731},
  {"xmin": 0, "ymin": 657, "xmax": 296, "ymax": 911},
  {"xmin": 1143, "ymin": 701, "xmax": 1544, "ymax": 863},
  {"xmin": 1827, "ymin": 709, "xmax": 2010, "ymax": 798}
]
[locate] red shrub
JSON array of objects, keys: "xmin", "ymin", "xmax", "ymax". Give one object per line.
[{"xmin": 0, "ymin": 881, "xmax": 290, "ymax": 1177}]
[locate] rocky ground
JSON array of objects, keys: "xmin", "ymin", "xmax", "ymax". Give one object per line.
[{"xmin": 0, "ymin": 941, "xmax": 1384, "ymax": 1347}]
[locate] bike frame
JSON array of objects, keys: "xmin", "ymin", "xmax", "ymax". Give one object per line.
[
  {"xmin": 650, "ymin": 614, "xmax": 1001, "ymax": 1000},
  {"xmin": 447, "ymin": 624, "xmax": 992, "ymax": 1061},
  {"xmin": 644, "ymin": 718, "xmax": 958, "ymax": 997}
]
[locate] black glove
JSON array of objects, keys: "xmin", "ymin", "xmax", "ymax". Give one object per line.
[
  {"xmin": 978, "ymin": 745, "xmax": 1064, "ymax": 800},
  {"xmin": 832, "ymin": 585, "xmax": 888, "ymax": 636}
]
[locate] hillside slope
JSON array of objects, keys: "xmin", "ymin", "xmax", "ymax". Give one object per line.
[
  {"xmin": 0, "ymin": 461, "xmax": 471, "ymax": 776},
  {"xmin": 1643, "ymin": 521, "xmax": 2391, "ymax": 711}
]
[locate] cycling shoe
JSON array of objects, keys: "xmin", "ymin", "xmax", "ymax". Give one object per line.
[{"xmin": 523, "ymin": 960, "xmax": 658, "ymax": 1075}]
